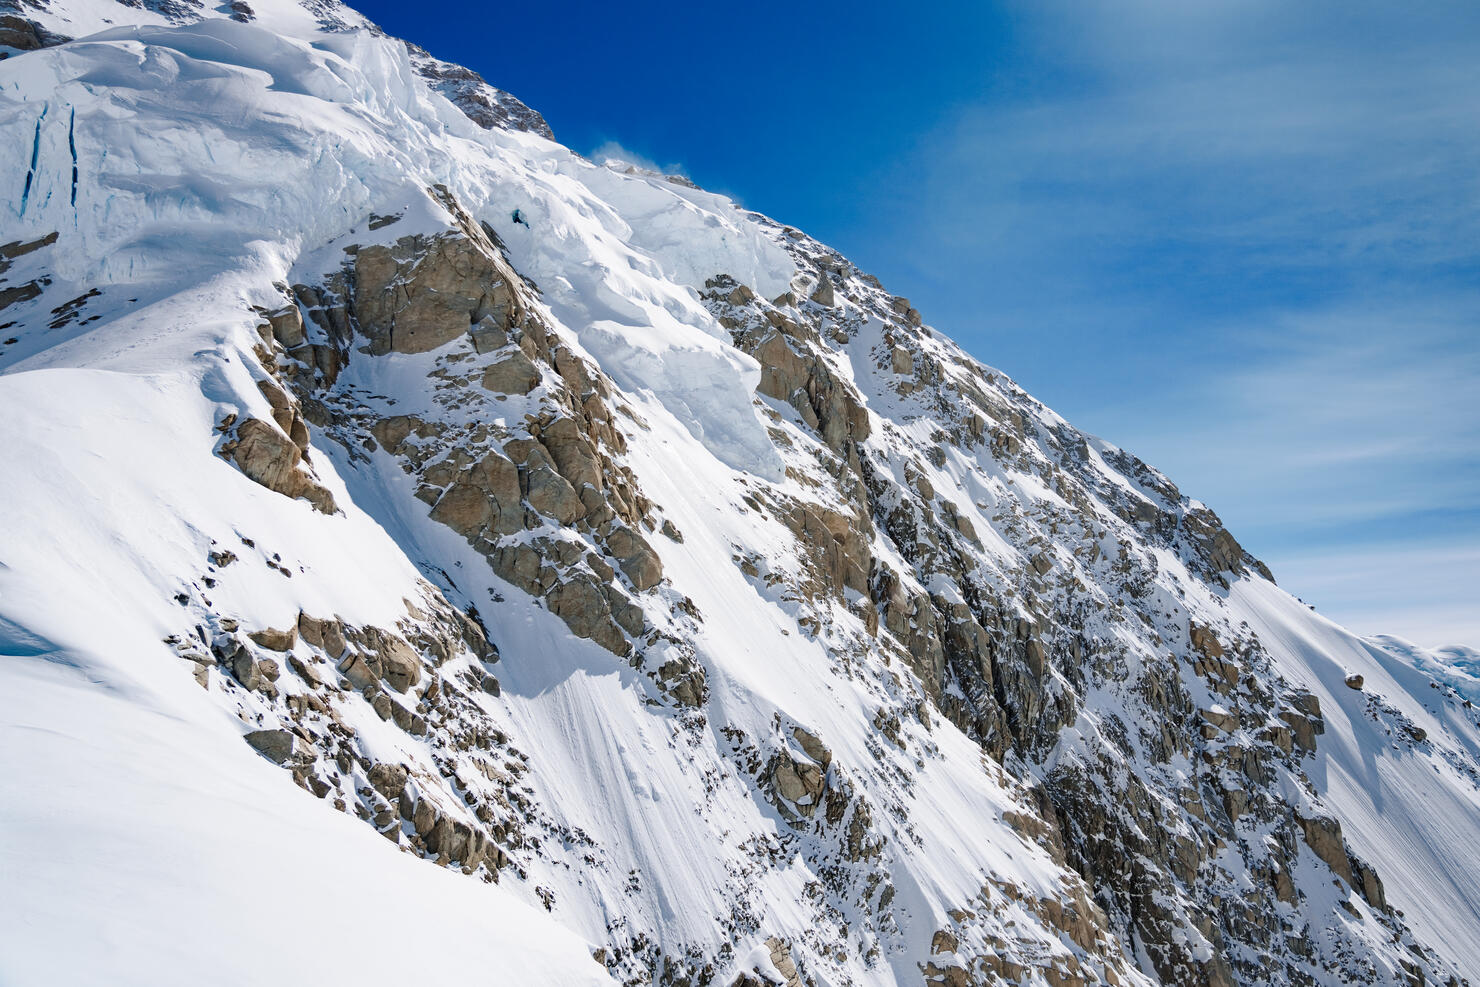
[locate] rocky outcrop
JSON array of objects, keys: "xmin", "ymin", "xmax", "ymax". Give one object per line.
[
  {"xmin": 198, "ymin": 176, "xmax": 1453, "ymax": 987},
  {"xmin": 172, "ymin": 583, "xmax": 518, "ymax": 879},
  {"xmin": 696, "ymin": 222, "xmax": 1441, "ymax": 986},
  {"xmin": 428, "ymin": 449, "xmax": 525, "ymax": 538},
  {"xmin": 218, "ymin": 414, "xmax": 337, "ymax": 514},
  {"xmin": 11, "ymin": 3, "xmax": 1469, "ymax": 984},
  {"xmin": 273, "ymin": 187, "xmax": 693, "ymax": 703},
  {"xmin": 766, "ymin": 728, "xmax": 830, "ymax": 822},
  {"xmin": 730, "ymin": 938, "xmax": 803, "ymax": 987},
  {"xmin": 0, "ymin": 15, "xmax": 68, "ymax": 54},
  {"xmin": 707, "ymin": 274, "xmax": 871, "ymax": 456},
  {"xmin": 352, "ymin": 232, "xmax": 525, "ymax": 356},
  {"xmin": 405, "ymin": 43, "xmax": 555, "ymax": 139},
  {"xmin": 244, "ymin": 728, "xmax": 297, "ymax": 764},
  {"xmin": 0, "ymin": 231, "xmax": 59, "ymax": 313}
]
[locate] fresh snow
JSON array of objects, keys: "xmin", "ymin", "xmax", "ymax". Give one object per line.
[
  {"xmin": 2, "ymin": 2, "xmax": 1479, "ymax": 985},
  {"xmin": 1230, "ymin": 578, "xmax": 1480, "ymax": 975},
  {"xmin": 0, "ymin": 658, "xmax": 615, "ymax": 987}
]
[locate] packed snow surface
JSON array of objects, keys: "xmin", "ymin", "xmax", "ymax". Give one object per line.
[{"xmin": 2, "ymin": 3, "xmax": 1479, "ymax": 986}]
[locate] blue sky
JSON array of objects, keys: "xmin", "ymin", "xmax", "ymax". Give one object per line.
[{"xmin": 356, "ymin": 0, "xmax": 1479, "ymax": 647}]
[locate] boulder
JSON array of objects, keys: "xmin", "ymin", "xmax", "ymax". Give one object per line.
[
  {"xmin": 337, "ymin": 652, "xmax": 377, "ymax": 691},
  {"xmin": 321, "ymin": 619, "xmax": 348, "ymax": 660},
  {"xmin": 374, "ymin": 636, "xmax": 422, "ymax": 693},
  {"xmin": 287, "ymin": 654, "xmax": 324, "ymax": 689},
  {"xmin": 368, "ymin": 762, "xmax": 408, "ymax": 800},
  {"xmin": 606, "ymin": 525, "xmax": 663, "ymax": 591},
  {"xmin": 526, "ymin": 467, "xmax": 584, "ymax": 525},
  {"xmin": 248, "ymin": 625, "xmax": 297, "ymax": 652},
  {"xmin": 231, "ymin": 651, "xmax": 262, "ymax": 691},
  {"xmin": 265, "ymin": 304, "xmax": 304, "ymax": 348},
  {"xmin": 225, "ymin": 417, "xmax": 337, "ymax": 514},
  {"xmin": 481, "ymin": 350, "xmax": 541, "ymax": 395},
  {"xmin": 297, "ymin": 612, "xmax": 325, "ymax": 649},
  {"xmin": 244, "ymin": 729, "xmax": 296, "ymax": 764}
]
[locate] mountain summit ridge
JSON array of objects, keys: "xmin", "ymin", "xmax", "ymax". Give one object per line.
[{"xmin": 1, "ymin": 4, "xmax": 1477, "ymax": 986}]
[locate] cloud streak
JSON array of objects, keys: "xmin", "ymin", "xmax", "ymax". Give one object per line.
[{"xmin": 850, "ymin": 0, "xmax": 1480, "ymax": 647}]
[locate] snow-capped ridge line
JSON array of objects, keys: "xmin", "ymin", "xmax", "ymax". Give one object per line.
[{"xmin": 1, "ymin": 2, "xmax": 1477, "ymax": 986}]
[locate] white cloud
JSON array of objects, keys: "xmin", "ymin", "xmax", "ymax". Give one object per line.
[
  {"xmin": 1271, "ymin": 541, "xmax": 1480, "ymax": 650},
  {"xmin": 1095, "ymin": 296, "xmax": 1480, "ymax": 531},
  {"xmin": 865, "ymin": 1, "xmax": 1480, "ymax": 649}
]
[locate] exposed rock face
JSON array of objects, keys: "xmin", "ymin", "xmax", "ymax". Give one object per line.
[
  {"xmin": 244, "ymin": 728, "xmax": 297, "ymax": 764},
  {"xmin": 174, "ymin": 587, "xmax": 518, "ymax": 877},
  {"xmin": 206, "ymin": 181, "xmax": 1468, "ymax": 987},
  {"xmin": 0, "ymin": 14, "xmax": 68, "ymax": 54},
  {"xmin": 692, "ymin": 228, "xmax": 1453, "ymax": 987},
  {"xmin": 219, "ymin": 415, "xmax": 337, "ymax": 514},
  {"xmin": 352, "ymin": 226, "xmax": 526, "ymax": 356},
  {"xmin": 272, "ymin": 186, "xmax": 696, "ymax": 706},
  {"xmin": 605, "ymin": 524, "xmax": 662, "ymax": 591},
  {"xmin": 18, "ymin": 29, "xmax": 1460, "ymax": 982},
  {"xmin": 428, "ymin": 449, "xmax": 524, "ymax": 537},
  {"xmin": 405, "ymin": 42, "xmax": 555, "ymax": 140}
]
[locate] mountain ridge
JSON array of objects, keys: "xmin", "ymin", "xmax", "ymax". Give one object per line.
[{"xmin": 1, "ymin": 4, "xmax": 1477, "ymax": 986}]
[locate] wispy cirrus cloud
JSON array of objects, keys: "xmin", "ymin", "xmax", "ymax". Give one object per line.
[
  {"xmin": 1089, "ymin": 297, "xmax": 1480, "ymax": 646},
  {"xmin": 849, "ymin": 0, "xmax": 1480, "ymax": 647},
  {"xmin": 1274, "ymin": 542, "xmax": 1480, "ymax": 649}
]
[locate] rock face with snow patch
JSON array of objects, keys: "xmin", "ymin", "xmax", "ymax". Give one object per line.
[{"xmin": 1, "ymin": 3, "xmax": 1478, "ymax": 987}]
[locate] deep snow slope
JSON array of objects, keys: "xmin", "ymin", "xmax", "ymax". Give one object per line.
[{"xmin": 1, "ymin": 3, "xmax": 1477, "ymax": 986}]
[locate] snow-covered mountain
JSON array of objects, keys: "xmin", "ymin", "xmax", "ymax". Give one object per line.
[{"xmin": 2, "ymin": 2, "xmax": 1477, "ymax": 985}]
